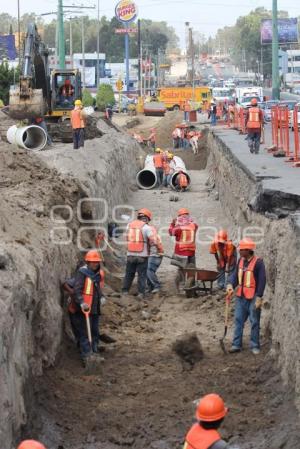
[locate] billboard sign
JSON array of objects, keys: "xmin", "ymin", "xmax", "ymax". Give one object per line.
[
  {"xmin": 115, "ymin": 0, "xmax": 138, "ymax": 24},
  {"xmin": 115, "ymin": 28, "xmax": 137, "ymax": 34},
  {"xmin": 261, "ymin": 18, "xmax": 298, "ymax": 44},
  {"xmin": 0, "ymin": 35, "xmax": 17, "ymax": 60}
]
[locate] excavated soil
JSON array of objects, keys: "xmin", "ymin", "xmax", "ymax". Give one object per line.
[{"xmin": 23, "ymin": 168, "xmax": 300, "ymax": 449}]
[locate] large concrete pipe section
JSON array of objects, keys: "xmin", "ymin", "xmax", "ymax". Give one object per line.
[
  {"xmin": 136, "ymin": 154, "xmax": 157, "ymax": 189},
  {"xmin": 7, "ymin": 125, "xmax": 47, "ymax": 151},
  {"xmin": 170, "ymin": 156, "xmax": 191, "ymax": 190}
]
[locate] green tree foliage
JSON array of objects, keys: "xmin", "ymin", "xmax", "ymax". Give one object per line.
[
  {"xmin": 96, "ymin": 84, "xmax": 115, "ymax": 111},
  {"xmin": 82, "ymin": 88, "xmax": 94, "ymax": 107},
  {"xmin": 0, "ymin": 61, "xmax": 19, "ymax": 105}
]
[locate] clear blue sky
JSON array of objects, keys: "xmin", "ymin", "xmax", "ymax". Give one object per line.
[{"xmin": 3, "ymin": 0, "xmax": 300, "ymax": 46}]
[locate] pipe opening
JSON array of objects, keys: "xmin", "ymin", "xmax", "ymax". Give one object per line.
[
  {"xmin": 171, "ymin": 171, "xmax": 191, "ymax": 190},
  {"xmin": 22, "ymin": 126, "xmax": 47, "ymax": 150},
  {"xmin": 136, "ymin": 169, "xmax": 157, "ymax": 190}
]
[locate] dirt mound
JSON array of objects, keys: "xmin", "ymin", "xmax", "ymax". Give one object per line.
[
  {"xmin": 0, "ymin": 109, "xmax": 16, "ymax": 142},
  {"xmin": 155, "ymin": 111, "xmax": 183, "ymax": 148},
  {"xmin": 172, "ymin": 332, "xmax": 204, "ymax": 368}
]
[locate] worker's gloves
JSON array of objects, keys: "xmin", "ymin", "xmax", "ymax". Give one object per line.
[
  {"xmin": 81, "ymin": 302, "xmax": 90, "ymax": 312},
  {"xmin": 255, "ymin": 297, "xmax": 263, "ymax": 309},
  {"xmin": 226, "ymin": 284, "xmax": 234, "ymax": 295},
  {"xmin": 100, "ymin": 296, "xmax": 106, "ymax": 306}
]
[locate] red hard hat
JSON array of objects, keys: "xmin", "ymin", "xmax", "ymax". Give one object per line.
[
  {"xmin": 84, "ymin": 250, "xmax": 102, "ymax": 262},
  {"xmin": 215, "ymin": 229, "xmax": 228, "ymax": 243},
  {"xmin": 196, "ymin": 394, "xmax": 228, "ymax": 422},
  {"xmin": 18, "ymin": 441, "xmax": 47, "ymax": 449},
  {"xmin": 65, "ymin": 79, "xmax": 71, "ymax": 85},
  {"xmin": 239, "ymin": 238, "xmax": 256, "ymax": 250},
  {"xmin": 251, "ymin": 98, "xmax": 258, "ymax": 106},
  {"xmin": 137, "ymin": 208, "xmax": 152, "ymax": 220},
  {"xmin": 177, "ymin": 208, "xmax": 189, "ymax": 216}
]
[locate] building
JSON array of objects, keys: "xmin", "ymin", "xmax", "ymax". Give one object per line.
[{"xmin": 287, "ymin": 49, "xmax": 300, "ymax": 74}]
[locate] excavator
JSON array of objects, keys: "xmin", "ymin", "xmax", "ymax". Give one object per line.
[{"xmin": 8, "ymin": 23, "xmax": 83, "ymax": 142}]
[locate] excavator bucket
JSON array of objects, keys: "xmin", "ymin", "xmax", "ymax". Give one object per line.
[{"xmin": 9, "ymin": 88, "xmax": 45, "ymax": 120}]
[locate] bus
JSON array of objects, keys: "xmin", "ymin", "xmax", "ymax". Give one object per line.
[{"xmin": 157, "ymin": 86, "xmax": 212, "ymax": 111}]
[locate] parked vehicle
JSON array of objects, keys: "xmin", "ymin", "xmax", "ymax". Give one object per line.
[{"xmin": 288, "ymin": 102, "xmax": 300, "ymax": 130}]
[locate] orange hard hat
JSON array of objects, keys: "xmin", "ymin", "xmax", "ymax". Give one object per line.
[
  {"xmin": 196, "ymin": 394, "xmax": 228, "ymax": 422},
  {"xmin": 251, "ymin": 98, "xmax": 258, "ymax": 106},
  {"xmin": 215, "ymin": 229, "xmax": 228, "ymax": 243},
  {"xmin": 239, "ymin": 238, "xmax": 256, "ymax": 250},
  {"xmin": 18, "ymin": 441, "xmax": 47, "ymax": 449},
  {"xmin": 177, "ymin": 208, "xmax": 189, "ymax": 216},
  {"xmin": 84, "ymin": 250, "xmax": 102, "ymax": 262},
  {"xmin": 137, "ymin": 208, "xmax": 152, "ymax": 220}
]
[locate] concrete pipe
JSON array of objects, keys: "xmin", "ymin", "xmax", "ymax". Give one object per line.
[
  {"xmin": 171, "ymin": 156, "xmax": 191, "ymax": 190},
  {"xmin": 7, "ymin": 125, "xmax": 47, "ymax": 151},
  {"xmin": 136, "ymin": 154, "xmax": 157, "ymax": 189}
]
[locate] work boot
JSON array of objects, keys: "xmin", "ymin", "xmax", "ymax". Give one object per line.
[
  {"xmin": 151, "ymin": 288, "xmax": 160, "ymax": 294},
  {"xmin": 251, "ymin": 347, "xmax": 260, "ymax": 355},
  {"xmin": 229, "ymin": 346, "xmax": 241, "ymax": 353}
]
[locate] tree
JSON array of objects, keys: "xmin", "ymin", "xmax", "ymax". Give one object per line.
[
  {"xmin": 82, "ymin": 88, "xmax": 94, "ymax": 107},
  {"xmin": 96, "ymin": 84, "xmax": 115, "ymax": 111},
  {"xmin": 0, "ymin": 61, "xmax": 19, "ymax": 105}
]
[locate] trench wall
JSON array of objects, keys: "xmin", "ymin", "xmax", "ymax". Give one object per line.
[
  {"xmin": 0, "ymin": 120, "xmax": 143, "ymax": 448},
  {"xmin": 207, "ymin": 130, "xmax": 300, "ymax": 410}
]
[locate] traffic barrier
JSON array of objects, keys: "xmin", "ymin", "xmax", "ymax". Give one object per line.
[
  {"xmin": 271, "ymin": 106, "xmax": 279, "ymax": 149},
  {"xmin": 238, "ymin": 108, "xmax": 246, "ymax": 134},
  {"xmin": 292, "ymin": 105, "xmax": 300, "ymax": 165},
  {"xmin": 278, "ymin": 106, "xmax": 290, "ymax": 157}
]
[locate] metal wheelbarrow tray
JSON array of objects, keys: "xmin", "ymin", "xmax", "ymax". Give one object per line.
[{"xmin": 182, "ymin": 268, "xmax": 219, "ymax": 297}]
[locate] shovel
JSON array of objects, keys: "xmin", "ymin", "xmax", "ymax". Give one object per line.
[
  {"xmin": 83, "ymin": 307, "xmax": 92, "ymax": 345},
  {"xmin": 219, "ymin": 292, "xmax": 233, "ymax": 354}
]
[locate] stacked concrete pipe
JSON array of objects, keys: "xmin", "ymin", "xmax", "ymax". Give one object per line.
[
  {"xmin": 7, "ymin": 125, "xmax": 47, "ymax": 151},
  {"xmin": 136, "ymin": 154, "xmax": 191, "ymax": 190}
]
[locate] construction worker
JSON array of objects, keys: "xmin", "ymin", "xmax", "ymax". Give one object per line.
[
  {"xmin": 162, "ymin": 153, "xmax": 174, "ymax": 187},
  {"xmin": 148, "ymin": 127, "xmax": 156, "ymax": 149},
  {"xmin": 183, "ymin": 394, "xmax": 228, "ymax": 449},
  {"xmin": 73, "ymin": 250, "xmax": 105, "ymax": 365},
  {"xmin": 210, "ymin": 230, "xmax": 236, "ymax": 290},
  {"xmin": 31, "ymin": 117, "xmax": 53, "ymax": 146},
  {"xmin": 245, "ymin": 98, "xmax": 264, "ymax": 154},
  {"xmin": 70, "ymin": 99, "xmax": 86, "ymax": 150},
  {"xmin": 122, "ymin": 208, "xmax": 153, "ymax": 300},
  {"xmin": 147, "ymin": 225, "xmax": 164, "ymax": 294},
  {"xmin": 226, "ymin": 238, "xmax": 266, "ymax": 355},
  {"xmin": 59, "ymin": 78, "xmax": 75, "ymax": 104},
  {"xmin": 169, "ymin": 208, "xmax": 198, "ymax": 267},
  {"xmin": 153, "ymin": 148, "xmax": 164, "ymax": 187},
  {"xmin": 175, "ymin": 170, "xmax": 189, "ymax": 192},
  {"xmin": 17, "ymin": 440, "xmax": 46, "ymax": 449}
]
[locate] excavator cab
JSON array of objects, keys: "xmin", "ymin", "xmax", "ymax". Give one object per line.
[{"xmin": 49, "ymin": 69, "xmax": 82, "ymax": 117}]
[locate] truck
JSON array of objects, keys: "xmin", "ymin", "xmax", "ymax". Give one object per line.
[
  {"xmin": 157, "ymin": 86, "xmax": 212, "ymax": 111},
  {"xmin": 235, "ymin": 86, "xmax": 263, "ymax": 107}
]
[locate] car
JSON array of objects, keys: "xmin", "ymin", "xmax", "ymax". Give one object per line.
[
  {"xmin": 288, "ymin": 102, "xmax": 300, "ymax": 130},
  {"xmin": 263, "ymin": 100, "xmax": 279, "ymax": 122},
  {"xmin": 240, "ymin": 95, "xmax": 261, "ymax": 108}
]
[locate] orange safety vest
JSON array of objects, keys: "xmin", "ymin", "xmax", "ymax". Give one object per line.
[
  {"xmin": 236, "ymin": 256, "xmax": 258, "ymax": 300},
  {"xmin": 153, "ymin": 153, "xmax": 163, "ymax": 168},
  {"xmin": 68, "ymin": 269, "xmax": 104, "ymax": 313},
  {"xmin": 178, "ymin": 223, "xmax": 196, "ymax": 252},
  {"xmin": 179, "ymin": 173, "xmax": 188, "ymax": 188},
  {"xmin": 149, "ymin": 225, "xmax": 164, "ymax": 253},
  {"xmin": 213, "ymin": 241, "xmax": 235, "ymax": 268},
  {"xmin": 183, "ymin": 424, "xmax": 221, "ymax": 449},
  {"xmin": 71, "ymin": 109, "xmax": 83, "ymax": 129},
  {"xmin": 127, "ymin": 220, "xmax": 146, "ymax": 253},
  {"xmin": 163, "ymin": 161, "xmax": 171, "ymax": 174},
  {"xmin": 247, "ymin": 107, "xmax": 261, "ymax": 129}
]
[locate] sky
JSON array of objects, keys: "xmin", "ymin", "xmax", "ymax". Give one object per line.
[{"xmin": 2, "ymin": 0, "xmax": 300, "ymax": 46}]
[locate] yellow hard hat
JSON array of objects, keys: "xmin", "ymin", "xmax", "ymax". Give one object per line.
[
  {"xmin": 75, "ymin": 99, "xmax": 82, "ymax": 106},
  {"xmin": 168, "ymin": 152, "xmax": 174, "ymax": 159},
  {"xmin": 155, "ymin": 147, "xmax": 162, "ymax": 153}
]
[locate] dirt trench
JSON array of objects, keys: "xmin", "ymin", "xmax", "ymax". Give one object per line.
[{"xmin": 21, "ymin": 125, "xmax": 300, "ymax": 449}]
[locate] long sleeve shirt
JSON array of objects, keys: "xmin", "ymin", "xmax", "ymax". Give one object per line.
[
  {"xmin": 168, "ymin": 220, "xmax": 198, "ymax": 257},
  {"xmin": 228, "ymin": 257, "xmax": 266, "ymax": 298},
  {"xmin": 74, "ymin": 266, "xmax": 102, "ymax": 315}
]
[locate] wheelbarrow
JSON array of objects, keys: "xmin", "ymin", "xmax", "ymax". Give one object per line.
[{"xmin": 182, "ymin": 268, "xmax": 220, "ymax": 297}]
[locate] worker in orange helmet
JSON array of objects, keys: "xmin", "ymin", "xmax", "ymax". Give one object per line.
[
  {"xmin": 175, "ymin": 170, "xmax": 189, "ymax": 192},
  {"xmin": 210, "ymin": 230, "xmax": 236, "ymax": 290},
  {"xmin": 73, "ymin": 249, "xmax": 105, "ymax": 365},
  {"xmin": 245, "ymin": 97, "xmax": 264, "ymax": 154},
  {"xmin": 147, "ymin": 127, "xmax": 156, "ymax": 149},
  {"xmin": 226, "ymin": 238, "xmax": 266, "ymax": 355},
  {"xmin": 17, "ymin": 441, "xmax": 46, "ymax": 449},
  {"xmin": 183, "ymin": 393, "xmax": 228, "ymax": 449},
  {"xmin": 169, "ymin": 208, "xmax": 198, "ymax": 291},
  {"xmin": 122, "ymin": 208, "xmax": 153, "ymax": 300}
]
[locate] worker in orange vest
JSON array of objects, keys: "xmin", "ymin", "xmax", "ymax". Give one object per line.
[
  {"xmin": 162, "ymin": 152, "xmax": 175, "ymax": 187},
  {"xmin": 183, "ymin": 394, "xmax": 228, "ymax": 449},
  {"xmin": 122, "ymin": 208, "xmax": 153, "ymax": 300},
  {"xmin": 245, "ymin": 98, "xmax": 264, "ymax": 154},
  {"xmin": 227, "ymin": 238, "xmax": 266, "ymax": 355},
  {"xmin": 71, "ymin": 99, "xmax": 86, "ymax": 150},
  {"xmin": 59, "ymin": 78, "xmax": 75, "ymax": 104},
  {"xmin": 153, "ymin": 148, "xmax": 164, "ymax": 187},
  {"xmin": 148, "ymin": 127, "xmax": 156, "ymax": 149},
  {"xmin": 175, "ymin": 170, "xmax": 189, "ymax": 192},
  {"xmin": 210, "ymin": 230, "xmax": 236, "ymax": 289},
  {"xmin": 17, "ymin": 440, "xmax": 47, "ymax": 449},
  {"xmin": 73, "ymin": 250, "xmax": 105, "ymax": 365}
]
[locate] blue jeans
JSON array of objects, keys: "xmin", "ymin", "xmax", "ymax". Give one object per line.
[
  {"xmin": 71, "ymin": 312, "xmax": 100, "ymax": 357},
  {"xmin": 218, "ymin": 265, "xmax": 235, "ymax": 289},
  {"xmin": 122, "ymin": 256, "xmax": 148, "ymax": 295},
  {"xmin": 147, "ymin": 256, "xmax": 162, "ymax": 290},
  {"xmin": 248, "ymin": 132, "xmax": 261, "ymax": 153},
  {"xmin": 232, "ymin": 296, "xmax": 261, "ymax": 349},
  {"xmin": 210, "ymin": 113, "xmax": 217, "ymax": 126}
]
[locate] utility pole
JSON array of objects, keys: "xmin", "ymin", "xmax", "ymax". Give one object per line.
[
  {"xmin": 17, "ymin": 0, "xmax": 21, "ymax": 68},
  {"xmin": 272, "ymin": 0, "xmax": 280, "ymax": 100},
  {"xmin": 82, "ymin": 17, "xmax": 85, "ymax": 88},
  {"xmin": 58, "ymin": 0, "xmax": 65, "ymax": 68},
  {"xmin": 96, "ymin": 0, "xmax": 100, "ymax": 88}
]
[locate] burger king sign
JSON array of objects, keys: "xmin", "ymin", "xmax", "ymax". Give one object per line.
[{"xmin": 115, "ymin": 0, "xmax": 138, "ymax": 24}]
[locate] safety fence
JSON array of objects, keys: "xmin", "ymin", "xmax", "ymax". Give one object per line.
[
  {"xmin": 270, "ymin": 105, "xmax": 300, "ymax": 165},
  {"xmin": 226, "ymin": 106, "xmax": 247, "ymax": 134}
]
